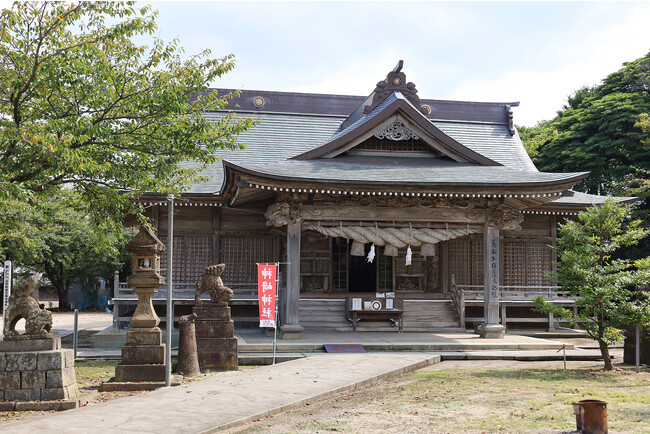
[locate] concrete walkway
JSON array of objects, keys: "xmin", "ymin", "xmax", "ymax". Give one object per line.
[
  {"xmin": 236, "ymin": 329, "xmax": 575, "ymax": 352},
  {"xmin": 1, "ymin": 353, "xmax": 440, "ymax": 433}
]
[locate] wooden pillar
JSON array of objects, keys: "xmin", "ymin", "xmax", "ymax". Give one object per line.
[
  {"xmin": 478, "ymin": 225, "xmax": 505, "ymax": 338},
  {"xmin": 281, "ymin": 222, "xmax": 303, "ymax": 339}
]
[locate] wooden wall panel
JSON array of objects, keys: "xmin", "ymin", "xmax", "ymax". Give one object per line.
[
  {"xmin": 158, "ymin": 207, "xmax": 213, "ymax": 232},
  {"xmin": 219, "ymin": 208, "xmax": 268, "ymax": 232}
]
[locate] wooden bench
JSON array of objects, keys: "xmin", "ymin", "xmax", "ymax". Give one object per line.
[{"xmin": 349, "ymin": 309, "xmax": 404, "ymax": 333}]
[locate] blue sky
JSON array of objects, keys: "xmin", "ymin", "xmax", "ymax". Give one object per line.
[
  {"xmin": 146, "ymin": 1, "xmax": 650, "ymax": 126},
  {"xmin": 4, "ymin": 1, "xmax": 649, "ymax": 126}
]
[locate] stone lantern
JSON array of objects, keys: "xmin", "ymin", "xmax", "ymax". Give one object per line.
[
  {"xmin": 111, "ymin": 225, "xmax": 170, "ymax": 385},
  {"xmin": 126, "ymin": 226, "xmax": 165, "ymax": 328}
]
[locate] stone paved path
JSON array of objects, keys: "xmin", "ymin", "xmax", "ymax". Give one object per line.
[{"xmin": 1, "ymin": 353, "xmax": 440, "ymax": 433}]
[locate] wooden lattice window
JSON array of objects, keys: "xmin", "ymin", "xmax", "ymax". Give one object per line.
[
  {"xmin": 220, "ymin": 235, "xmax": 276, "ymax": 285},
  {"xmin": 159, "ymin": 234, "xmax": 213, "ymax": 284},
  {"xmin": 503, "ymin": 242, "xmax": 526, "ymax": 286},
  {"xmin": 377, "ymin": 247, "xmax": 393, "ymax": 291},
  {"xmin": 526, "ymin": 241, "xmax": 552, "ymax": 286},
  {"xmin": 503, "ymin": 240, "xmax": 553, "ymax": 287},
  {"xmin": 331, "ymin": 237, "xmax": 348, "ymax": 291},
  {"xmin": 448, "ymin": 238, "xmax": 484, "ymax": 286}
]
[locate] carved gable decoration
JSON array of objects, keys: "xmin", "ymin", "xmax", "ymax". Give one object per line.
[
  {"xmin": 374, "ymin": 119, "xmax": 419, "ymax": 141},
  {"xmin": 364, "ymin": 60, "xmax": 429, "ymax": 115}
]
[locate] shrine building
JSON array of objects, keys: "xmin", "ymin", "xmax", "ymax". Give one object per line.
[{"xmin": 117, "ymin": 61, "xmax": 629, "ymax": 338}]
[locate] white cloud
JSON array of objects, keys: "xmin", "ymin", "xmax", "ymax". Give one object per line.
[{"xmin": 448, "ymin": 3, "xmax": 650, "ymax": 126}]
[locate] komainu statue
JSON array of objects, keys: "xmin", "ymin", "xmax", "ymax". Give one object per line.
[
  {"xmin": 3, "ymin": 274, "xmax": 53, "ymax": 340},
  {"xmin": 195, "ymin": 264, "xmax": 234, "ymax": 306}
]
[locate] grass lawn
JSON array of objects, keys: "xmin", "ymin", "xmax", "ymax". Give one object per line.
[
  {"xmin": 74, "ymin": 359, "xmax": 119, "ymax": 388},
  {"xmin": 228, "ymin": 366, "xmax": 650, "ymax": 433}
]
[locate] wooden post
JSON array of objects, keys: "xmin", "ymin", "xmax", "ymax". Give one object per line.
[
  {"xmin": 441, "ymin": 242, "xmax": 449, "ymax": 294},
  {"xmin": 478, "ymin": 225, "xmax": 505, "ymax": 338},
  {"xmin": 281, "ymin": 222, "xmax": 303, "ymax": 339}
]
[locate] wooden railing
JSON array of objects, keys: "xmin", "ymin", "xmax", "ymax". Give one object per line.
[
  {"xmin": 449, "ymin": 275, "xmax": 577, "ymax": 330},
  {"xmin": 110, "ymin": 274, "xmax": 259, "ymax": 328},
  {"xmin": 449, "ymin": 275, "xmax": 465, "ymax": 327}
]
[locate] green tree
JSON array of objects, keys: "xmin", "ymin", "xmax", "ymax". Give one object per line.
[
  {"xmin": 520, "ymin": 53, "xmax": 650, "ymax": 198},
  {"xmin": 533, "ymin": 200, "xmax": 650, "ymax": 370},
  {"xmin": 2, "ymin": 191, "xmax": 129, "ymax": 310},
  {"xmin": 0, "ymin": 1, "xmax": 253, "ymax": 234}
]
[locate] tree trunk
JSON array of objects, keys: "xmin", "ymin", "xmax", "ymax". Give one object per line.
[
  {"xmin": 598, "ymin": 339, "xmax": 614, "ymax": 370},
  {"xmin": 57, "ymin": 286, "xmax": 70, "ymax": 312},
  {"xmin": 44, "ymin": 262, "xmax": 71, "ymax": 311}
]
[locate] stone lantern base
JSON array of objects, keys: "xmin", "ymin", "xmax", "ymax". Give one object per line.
[{"xmin": 113, "ymin": 327, "xmax": 166, "ymax": 382}]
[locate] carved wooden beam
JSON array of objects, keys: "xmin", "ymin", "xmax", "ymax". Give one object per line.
[{"xmin": 264, "ymin": 202, "xmax": 488, "ymax": 226}]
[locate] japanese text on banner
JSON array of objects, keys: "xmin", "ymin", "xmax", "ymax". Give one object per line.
[{"xmin": 257, "ymin": 264, "xmax": 277, "ymax": 328}]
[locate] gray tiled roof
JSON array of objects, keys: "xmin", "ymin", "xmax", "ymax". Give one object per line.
[
  {"xmin": 181, "ymin": 89, "xmax": 564, "ymax": 194},
  {"xmin": 547, "ymin": 190, "xmax": 636, "ymax": 207},
  {"xmin": 225, "ymin": 157, "xmax": 587, "ymax": 188},
  {"xmin": 184, "ymin": 112, "xmax": 345, "ymax": 193},
  {"xmin": 432, "ymin": 122, "xmax": 537, "ymax": 171}
]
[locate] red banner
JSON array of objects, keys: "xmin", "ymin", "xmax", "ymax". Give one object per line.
[{"xmin": 257, "ymin": 264, "xmax": 277, "ymax": 328}]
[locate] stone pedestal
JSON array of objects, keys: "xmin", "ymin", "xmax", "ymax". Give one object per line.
[
  {"xmin": 477, "ymin": 323, "xmax": 506, "ymax": 339},
  {"xmin": 114, "ymin": 327, "xmax": 166, "ymax": 382},
  {"xmin": 193, "ymin": 304, "xmax": 238, "ymax": 371},
  {"xmin": 0, "ymin": 337, "xmax": 79, "ymax": 402},
  {"xmin": 280, "ymin": 324, "xmax": 305, "ymax": 340},
  {"xmin": 177, "ymin": 315, "xmax": 200, "ymax": 377}
]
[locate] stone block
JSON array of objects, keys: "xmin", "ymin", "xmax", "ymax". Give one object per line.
[
  {"xmin": 194, "ymin": 320, "xmax": 234, "ymax": 338},
  {"xmin": 0, "ymin": 371, "xmax": 21, "ymax": 390},
  {"xmin": 126, "ymin": 328, "xmax": 162, "ymax": 346},
  {"xmin": 46, "ymin": 367, "xmax": 76, "ymax": 388},
  {"xmin": 121, "ymin": 344, "xmax": 165, "ymax": 365},
  {"xmin": 198, "ymin": 351, "xmax": 238, "ymax": 372},
  {"xmin": 196, "ymin": 336, "xmax": 238, "ymax": 372},
  {"xmin": 0, "ymin": 401, "xmax": 15, "ymax": 411},
  {"xmin": 40, "ymin": 387, "xmax": 65, "ymax": 400},
  {"xmin": 40, "ymin": 383, "xmax": 79, "ymax": 401},
  {"xmin": 0, "ymin": 352, "xmax": 5, "ymax": 372},
  {"xmin": 196, "ymin": 337, "xmax": 238, "ymax": 353},
  {"xmin": 193, "ymin": 305, "xmax": 231, "ymax": 321},
  {"xmin": 0, "ymin": 337, "xmax": 61, "ymax": 352},
  {"xmin": 5, "ymin": 352, "xmax": 37, "ymax": 371},
  {"xmin": 66, "ymin": 382, "xmax": 80, "ymax": 399},
  {"xmin": 37, "ymin": 349, "xmax": 73, "ymax": 370},
  {"xmin": 21, "ymin": 370, "xmax": 46, "ymax": 389},
  {"xmin": 114, "ymin": 363, "xmax": 166, "ymax": 382},
  {"xmin": 4, "ymin": 388, "xmax": 40, "ymax": 401},
  {"xmin": 15, "ymin": 400, "xmax": 78, "ymax": 411}
]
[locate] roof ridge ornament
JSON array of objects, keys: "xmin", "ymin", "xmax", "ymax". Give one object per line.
[
  {"xmin": 363, "ymin": 60, "xmax": 429, "ymax": 115},
  {"xmin": 506, "ymin": 105, "xmax": 515, "ymax": 136}
]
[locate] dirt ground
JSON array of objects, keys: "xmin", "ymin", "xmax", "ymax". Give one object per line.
[{"xmin": 224, "ymin": 359, "xmax": 648, "ymax": 434}]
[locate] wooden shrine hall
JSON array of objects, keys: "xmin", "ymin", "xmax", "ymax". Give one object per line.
[{"xmin": 117, "ymin": 61, "xmax": 627, "ymax": 339}]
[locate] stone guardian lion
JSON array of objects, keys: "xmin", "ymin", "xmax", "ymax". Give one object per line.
[
  {"xmin": 195, "ymin": 264, "xmax": 234, "ymax": 306},
  {"xmin": 3, "ymin": 274, "xmax": 53, "ymax": 340}
]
